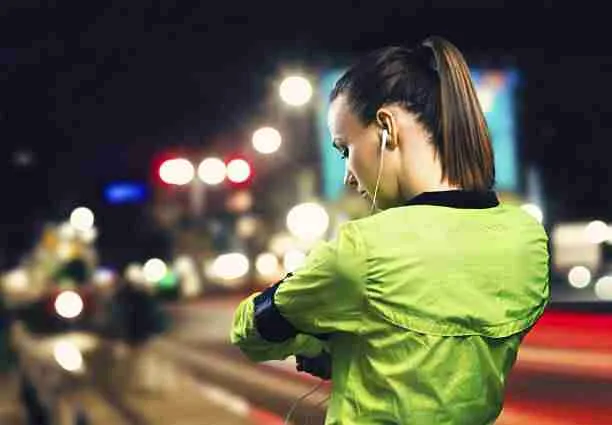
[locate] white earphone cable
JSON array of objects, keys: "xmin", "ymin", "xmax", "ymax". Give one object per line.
[
  {"xmin": 370, "ymin": 129, "xmax": 387, "ymax": 213},
  {"xmin": 283, "ymin": 379, "xmax": 326, "ymax": 425}
]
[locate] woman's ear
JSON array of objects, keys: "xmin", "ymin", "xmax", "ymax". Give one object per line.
[{"xmin": 376, "ymin": 108, "xmax": 398, "ymax": 149}]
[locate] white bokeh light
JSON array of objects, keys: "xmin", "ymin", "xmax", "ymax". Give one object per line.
[
  {"xmin": 584, "ymin": 220, "xmax": 610, "ymax": 244},
  {"xmin": 53, "ymin": 341, "xmax": 83, "ymax": 372},
  {"xmin": 93, "ymin": 268, "xmax": 114, "ymax": 287},
  {"xmin": 125, "ymin": 263, "xmax": 144, "ymax": 283},
  {"xmin": 594, "ymin": 276, "xmax": 612, "ymax": 300},
  {"xmin": 4, "ymin": 269, "xmax": 29, "ymax": 291},
  {"xmin": 80, "ymin": 226, "xmax": 98, "ymax": 244},
  {"xmin": 211, "ymin": 253, "xmax": 250, "ymax": 281},
  {"xmin": 256, "ymin": 252, "xmax": 279, "ymax": 278},
  {"xmin": 54, "ymin": 291, "xmax": 84, "ymax": 319},
  {"xmin": 58, "ymin": 222, "xmax": 77, "ymax": 240},
  {"xmin": 143, "ymin": 258, "xmax": 167, "ymax": 283},
  {"xmin": 198, "ymin": 157, "xmax": 226, "ymax": 185},
  {"xmin": 226, "ymin": 159, "xmax": 251, "ymax": 183},
  {"xmin": 279, "ymin": 75, "xmax": 313, "ymax": 106},
  {"xmin": 174, "ymin": 256, "xmax": 195, "ymax": 274},
  {"xmin": 56, "ymin": 241, "xmax": 74, "ymax": 260},
  {"xmin": 268, "ymin": 233, "xmax": 296, "ymax": 257},
  {"xmin": 567, "ymin": 266, "xmax": 592, "ymax": 289},
  {"xmin": 521, "ymin": 203, "xmax": 543, "ymax": 224},
  {"xmin": 159, "ymin": 158, "xmax": 195, "ymax": 185},
  {"xmin": 236, "ymin": 215, "xmax": 258, "ymax": 238},
  {"xmin": 252, "ymin": 127, "xmax": 282, "ymax": 154},
  {"xmin": 70, "ymin": 207, "xmax": 95, "ymax": 231},
  {"xmin": 286, "ymin": 202, "xmax": 330, "ymax": 242},
  {"xmin": 283, "ymin": 249, "xmax": 306, "ymax": 273}
]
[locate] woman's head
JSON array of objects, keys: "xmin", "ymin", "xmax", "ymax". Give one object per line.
[{"xmin": 328, "ymin": 36, "xmax": 495, "ymax": 209}]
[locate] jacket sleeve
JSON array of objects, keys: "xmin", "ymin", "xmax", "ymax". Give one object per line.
[
  {"xmin": 230, "ymin": 293, "xmax": 328, "ymax": 362},
  {"xmin": 230, "ymin": 222, "xmax": 366, "ymax": 361}
]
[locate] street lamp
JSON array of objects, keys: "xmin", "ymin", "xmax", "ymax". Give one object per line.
[
  {"xmin": 279, "ymin": 75, "xmax": 313, "ymax": 107},
  {"xmin": 252, "ymin": 126, "xmax": 282, "ymax": 154}
]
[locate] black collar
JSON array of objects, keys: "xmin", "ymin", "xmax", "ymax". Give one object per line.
[{"xmin": 403, "ymin": 190, "xmax": 499, "ymax": 209}]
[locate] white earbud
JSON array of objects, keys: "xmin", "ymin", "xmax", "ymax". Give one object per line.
[{"xmin": 381, "ymin": 128, "xmax": 388, "ymax": 151}]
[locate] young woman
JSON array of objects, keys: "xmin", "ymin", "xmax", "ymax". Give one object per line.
[{"xmin": 231, "ymin": 36, "xmax": 549, "ymax": 424}]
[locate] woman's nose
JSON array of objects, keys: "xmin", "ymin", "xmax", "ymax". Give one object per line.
[{"xmin": 344, "ymin": 168, "xmax": 357, "ymax": 188}]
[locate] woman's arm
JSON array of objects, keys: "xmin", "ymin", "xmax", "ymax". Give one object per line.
[
  {"xmin": 230, "ymin": 222, "xmax": 366, "ymax": 361},
  {"xmin": 230, "ymin": 292, "xmax": 327, "ymax": 362}
]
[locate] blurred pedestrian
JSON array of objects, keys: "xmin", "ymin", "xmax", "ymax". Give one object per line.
[
  {"xmin": 112, "ymin": 277, "xmax": 168, "ymax": 394},
  {"xmin": 231, "ymin": 36, "xmax": 549, "ymax": 424}
]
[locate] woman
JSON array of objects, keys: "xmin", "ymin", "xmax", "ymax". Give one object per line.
[{"xmin": 231, "ymin": 36, "xmax": 549, "ymax": 424}]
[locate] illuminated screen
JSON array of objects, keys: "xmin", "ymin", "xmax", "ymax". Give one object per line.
[{"xmin": 316, "ymin": 68, "xmax": 520, "ymax": 200}]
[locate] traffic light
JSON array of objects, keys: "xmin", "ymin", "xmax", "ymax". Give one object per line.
[{"xmin": 153, "ymin": 153, "xmax": 253, "ymax": 188}]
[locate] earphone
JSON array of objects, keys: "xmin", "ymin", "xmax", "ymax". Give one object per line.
[
  {"xmin": 370, "ymin": 127, "xmax": 388, "ymax": 213},
  {"xmin": 381, "ymin": 127, "xmax": 388, "ymax": 150}
]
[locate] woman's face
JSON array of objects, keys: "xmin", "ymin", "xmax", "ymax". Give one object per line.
[{"xmin": 328, "ymin": 95, "xmax": 397, "ymax": 208}]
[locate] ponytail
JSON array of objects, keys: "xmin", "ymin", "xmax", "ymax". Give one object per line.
[{"xmin": 422, "ymin": 36, "xmax": 495, "ymax": 190}]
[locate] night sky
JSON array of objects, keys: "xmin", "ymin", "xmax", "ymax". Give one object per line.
[{"xmin": 1, "ymin": 1, "xmax": 611, "ymax": 268}]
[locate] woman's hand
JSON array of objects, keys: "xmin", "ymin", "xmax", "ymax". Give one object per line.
[{"xmin": 295, "ymin": 351, "xmax": 332, "ymax": 380}]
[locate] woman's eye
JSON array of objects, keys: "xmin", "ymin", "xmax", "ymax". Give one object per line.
[{"xmin": 340, "ymin": 147, "xmax": 349, "ymax": 159}]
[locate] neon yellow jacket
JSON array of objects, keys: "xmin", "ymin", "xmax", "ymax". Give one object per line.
[{"xmin": 231, "ymin": 191, "xmax": 549, "ymax": 424}]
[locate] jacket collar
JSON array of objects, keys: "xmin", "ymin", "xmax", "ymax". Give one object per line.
[{"xmin": 403, "ymin": 190, "xmax": 499, "ymax": 209}]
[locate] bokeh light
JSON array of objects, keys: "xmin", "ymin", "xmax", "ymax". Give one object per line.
[
  {"xmin": 211, "ymin": 253, "xmax": 250, "ymax": 281},
  {"xmin": 252, "ymin": 127, "xmax": 282, "ymax": 154},
  {"xmin": 226, "ymin": 159, "xmax": 251, "ymax": 183},
  {"xmin": 143, "ymin": 258, "xmax": 168, "ymax": 283},
  {"xmin": 159, "ymin": 158, "xmax": 195, "ymax": 185},
  {"xmin": 286, "ymin": 202, "xmax": 330, "ymax": 242},
  {"xmin": 54, "ymin": 290, "xmax": 84, "ymax": 319},
  {"xmin": 283, "ymin": 249, "xmax": 306, "ymax": 273},
  {"xmin": 198, "ymin": 157, "xmax": 226, "ymax": 185},
  {"xmin": 584, "ymin": 220, "xmax": 609, "ymax": 244},
  {"xmin": 53, "ymin": 341, "xmax": 83, "ymax": 372},
  {"xmin": 567, "ymin": 266, "xmax": 591, "ymax": 289},
  {"xmin": 594, "ymin": 276, "xmax": 612, "ymax": 300},
  {"xmin": 256, "ymin": 252, "xmax": 279, "ymax": 278},
  {"xmin": 70, "ymin": 207, "xmax": 95, "ymax": 231},
  {"xmin": 279, "ymin": 75, "xmax": 313, "ymax": 106},
  {"xmin": 521, "ymin": 203, "xmax": 543, "ymax": 224}
]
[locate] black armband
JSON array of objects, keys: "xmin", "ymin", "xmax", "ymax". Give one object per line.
[{"xmin": 253, "ymin": 274, "xmax": 298, "ymax": 342}]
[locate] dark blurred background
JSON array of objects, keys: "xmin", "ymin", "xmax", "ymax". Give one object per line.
[
  {"xmin": 0, "ymin": 2, "xmax": 611, "ymax": 424},
  {"xmin": 1, "ymin": 1, "xmax": 611, "ymax": 267}
]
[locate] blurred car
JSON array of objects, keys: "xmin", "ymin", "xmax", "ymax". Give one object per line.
[{"xmin": 8, "ymin": 259, "xmax": 114, "ymax": 424}]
